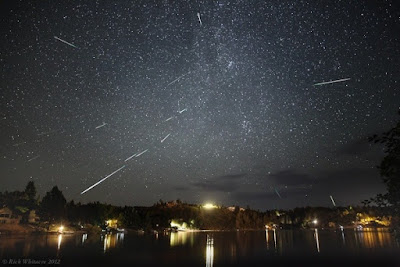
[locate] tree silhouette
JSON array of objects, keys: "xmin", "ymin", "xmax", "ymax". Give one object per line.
[
  {"xmin": 40, "ymin": 186, "xmax": 67, "ymax": 222},
  {"xmin": 369, "ymin": 110, "xmax": 400, "ymax": 208},
  {"xmin": 24, "ymin": 181, "xmax": 37, "ymax": 209}
]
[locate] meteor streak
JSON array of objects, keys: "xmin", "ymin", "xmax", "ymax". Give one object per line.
[
  {"xmin": 197, "ymin": 12, "xmax": 203, "ymax": 26},
  {"xmin": 330, "ymin": 195, "xmax": 336, "ymax": 207},
  {"xmin": 81, "ymin": 165, "xmax": 126, "ymax": 195},
  {"xmin": 54, "ymin": 36, "xmax": 78, "ymax": 48},
  {"xmin": 95, "ymin": 122, "xmax": 107, "ymax": 129},
  {"xmin": 135, "ymin": 149, "xmax": 148, "ymax": 157},
  {"xmin": 314, "ymin": 78, "xmax": 350, "ymax": 86},
  {"xmin": 161, "ymin": 133, "xmax": 171, "ymax": 143},
  {"xmin": 27, "ymin": 155, "xmax": 39, "ymax": 162},
  {"xmin": 274, "ymin": 188, "xmax": 282, "ymax": 199},
  {"xmin": 124, "ymin": 153, "xmax": 137, "ymax": 162}
]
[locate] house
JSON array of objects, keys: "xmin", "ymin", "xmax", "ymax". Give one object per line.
[
  {"xmin": 0, "ymin": 207, "xmax": 21, "ymax": 224},
  {"xmin": 227, "ymin": 206, "xmax": 246, "ymax": 212}
]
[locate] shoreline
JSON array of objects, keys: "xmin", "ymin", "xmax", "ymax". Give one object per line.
[{"xmin": 0, "ymin": 224, "xmax": 391, "ymax": 236}]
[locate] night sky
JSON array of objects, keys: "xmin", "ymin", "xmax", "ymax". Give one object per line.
[{"xmin": 1, "ymin": 1, "xmax": 399, "ymax": 210}]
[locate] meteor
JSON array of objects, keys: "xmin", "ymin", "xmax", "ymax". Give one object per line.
[
  {"xmin": 80, "ymin": 165, "xmax": 126, "ymax": 194},
  {"xmin": 95, "ymin": 122, "xmax": 107, "ymax": 129},
  {"xmin": 314, "ymin": 78, "xmax": 350, "ymax": 86},
  {"xmin": 27, "ymin": 155, "xmax": 40, "ymax": 162},
  {"xmin": 161, "ymin": 133, "xmax": 171, "ymax": 143},
  {"xmin": 54, "ymin": 36, "xmax": 78, "ymax": 48},
  {"xmin": 274, "ymin": 188, "xmax": 282, "ymax": 199},
  {"xmin": 135, "ymin": 149, "xmax": 148, "ymax": 157},
  {"xmin": 165, "ymin": 116, "xmax": 174, "ymax": 122},
  {"xmin": 197, "ymin": 12, "xmax": 203, "ymax": 26},
  {"xmin": 124, "ymin": 153, "xmax": 137, "ymax": 162},
  {"xmin": 330, "ymin": 195, "xmax": 336, "ymax": 207}
]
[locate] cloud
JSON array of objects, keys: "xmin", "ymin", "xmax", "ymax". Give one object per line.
[
  {"xmin": 314, "ymin": 167, "xmax": 381, "ymax": 187},
  {"xmin": 173, "ymin": 186, "xmax": 190, "ymax": 191},
  {"xmin": 233, "ymin": 191, "xmax": 276, "ymax": 202},
  {"xmin": 232, "ymin": 188, "xmax": 310, "ymax": 203},
  {"xmin": 192, "ymin": 181, "xmax": 238, "ymax": 192},
  {"xmin": 191, "ymin": 172, "xmax": 246, "ymax": 192},
  {"xmin": 336, "ymin": 138, "xmax": 372, "ymax": 156},
  {"xmin": 217, "ymin": 173, "xmax": 247, "ymax": 180},
  {"xmin": 267, "ymin": 169, "xmax": 314, "ymax": 186}
]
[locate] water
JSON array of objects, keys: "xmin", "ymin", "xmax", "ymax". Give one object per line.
[{"xmin": 0, "ymin": 229, "xmax": 399, "ymax": 266}]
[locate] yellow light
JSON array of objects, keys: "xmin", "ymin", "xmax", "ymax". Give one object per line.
[
  {"xmin": 170, "ymin": 220, "xmax": 182, "ymax": 228},
  {"xmin": 203, "ymin": 203, "xmax": 217, "ymax": 209},
  {"xmin": 105, "ymin": 219, "xmax": 118, "ymax": 228},
  {"xmin": 57, "ymin": 234, "xmax": 62, "ymax": 250},
  {"xmin": 58, "ymin": 226, "xmax": 64, "ymax": 233},
  {"xmin": 170, "ymin": 220, "xmax": 187, "ymax": 231}
]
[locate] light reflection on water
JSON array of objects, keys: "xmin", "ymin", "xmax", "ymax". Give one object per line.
[
  {"xmin": 57, "ymin": 234, "xmax": 62, "ymax": 253},
  {"xmin": 205, "ymin": 234, "xmax": 214, "ymax": 267},
  {"xmin": 81, "ymin": 233, "xmax": 87, "ymax": 245},
  {"xmin": 314, "ymin": 229, "xmax": 320, "ymax": 253},
  {"xmin": 169, "ymin": 231, "xmax": 195, "ymax": 247},
  {"xmin": 103, "ymin": 233, "xmax": 125, "ymax": 253},
  {"xmin": 0, "ymin": 229, "xmax": 398, "ymax": 265}
]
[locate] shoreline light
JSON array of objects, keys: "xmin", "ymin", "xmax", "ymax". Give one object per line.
[{"xmin": 203, "ymin": 203, "xmax": 217, "ymax": 209}]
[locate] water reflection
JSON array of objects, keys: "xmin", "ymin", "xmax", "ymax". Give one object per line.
[
  {"xmin": 81, "ymin": 233, "xmax": 87, "ymax": 245},
  {"xmin": 0, "ymin": 229, "xmax": 398, "ymax": 265},
  {"xmin": 205, "ymin": 234, "xmax": 214, "ymax": 267},
  {"xmin": 170, "ymin": 231, "xmax": 195, "ymax": 247},
  {"xmin": 103, "ymin": 233, "xmax": 125, "ymax": 253},
  {"xmin": 341, "ymin": 228, "xmax": 346, "ymax": 245},
  {"xmin": 314, "ymin": 229, "xmax": 320, "ymax": 253},
  {"xmin": 355, "ymin": 228, "xmax": 393, "ymax": 249},
  {"xmin": 57, "ymin": 234, "xmax": 62, "ymax": 251},
  {"xmin": 265, "ymin": 229, "xmax": 278, "ymax": 252}
]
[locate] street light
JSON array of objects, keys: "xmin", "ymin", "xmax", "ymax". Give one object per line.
[{"xmin": 313, "ymin": 219, "xmax": 318, "ymax": 225}]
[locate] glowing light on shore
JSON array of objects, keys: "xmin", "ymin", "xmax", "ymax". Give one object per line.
[
  {"xmin": 170, "ymin": 220, "xmax": 187, "ymax": 231},
  {"xmin": 203, "ymin": 203, "xmax": 217, "ymax": 209}
]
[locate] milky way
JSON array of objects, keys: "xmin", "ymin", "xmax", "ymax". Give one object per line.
[{"xmin": 1, "ymin": 1, "xmax": 399, "ymax": 209}]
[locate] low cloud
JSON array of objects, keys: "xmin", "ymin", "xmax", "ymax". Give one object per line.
[
  {"xmin": 192, "ymin": 172, "xmax": 247, "ymax": 192},
  {"xmin": 217, "ymin": 173, "xmax": 247, "ymax": 180},
  {"xmin": 268, "ymin": 169, "xmax": 314, "ymax": 186}
]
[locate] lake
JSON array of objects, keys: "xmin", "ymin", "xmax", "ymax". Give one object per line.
[{"xmin": 0, "ymin": 228, "xmax": 399, "ymax": 266}]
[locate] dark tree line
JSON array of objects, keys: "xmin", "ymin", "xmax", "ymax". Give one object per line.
[
  {"xmin": 368, "ymin": 110, "xmax": 400, "ymax": 233},
  {"xmin": 369, "ymin": 110, "xmax": 400, "ymax": 208},
  {"xmin": 0, "ymin": 181, "xmax": 395, "ymax": 231}
]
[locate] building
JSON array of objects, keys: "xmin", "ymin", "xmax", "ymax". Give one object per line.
[
  {"xmin": 0, "ymin": 207, "xmax": 21, "ymax": 224},
  {"xmin": 227, "ymin": 206, "xmax": 245, "ymax": 212}
]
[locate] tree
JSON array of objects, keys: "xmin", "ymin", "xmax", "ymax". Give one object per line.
[
  {"xmin": 40, "ymin": 186, "xmax": 67, "ymax": 222},
  {"xmin": 25, "ymin": 181, "xmax": 36, "ymax": 201},
  {"xmin": 24, "ymin": 181, "xmax": 37, "ymax": 209},
  {"xmin": 369, "ymin": 110, "xmax": 400, "ymax": 207}
]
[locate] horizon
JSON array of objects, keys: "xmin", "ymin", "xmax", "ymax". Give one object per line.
[{"xmin": 0, "ymin": 181, "xmax": 387, "ymax": 212}]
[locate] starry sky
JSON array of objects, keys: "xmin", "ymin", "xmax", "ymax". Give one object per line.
[{"xmin": 1, "ymin": 1, "xmax": 399, "ymax": 210}]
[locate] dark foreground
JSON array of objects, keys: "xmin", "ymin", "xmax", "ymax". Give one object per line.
[{"xmin": 0, "ymin": 228, "xmax": 399, "ymax": 266}]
